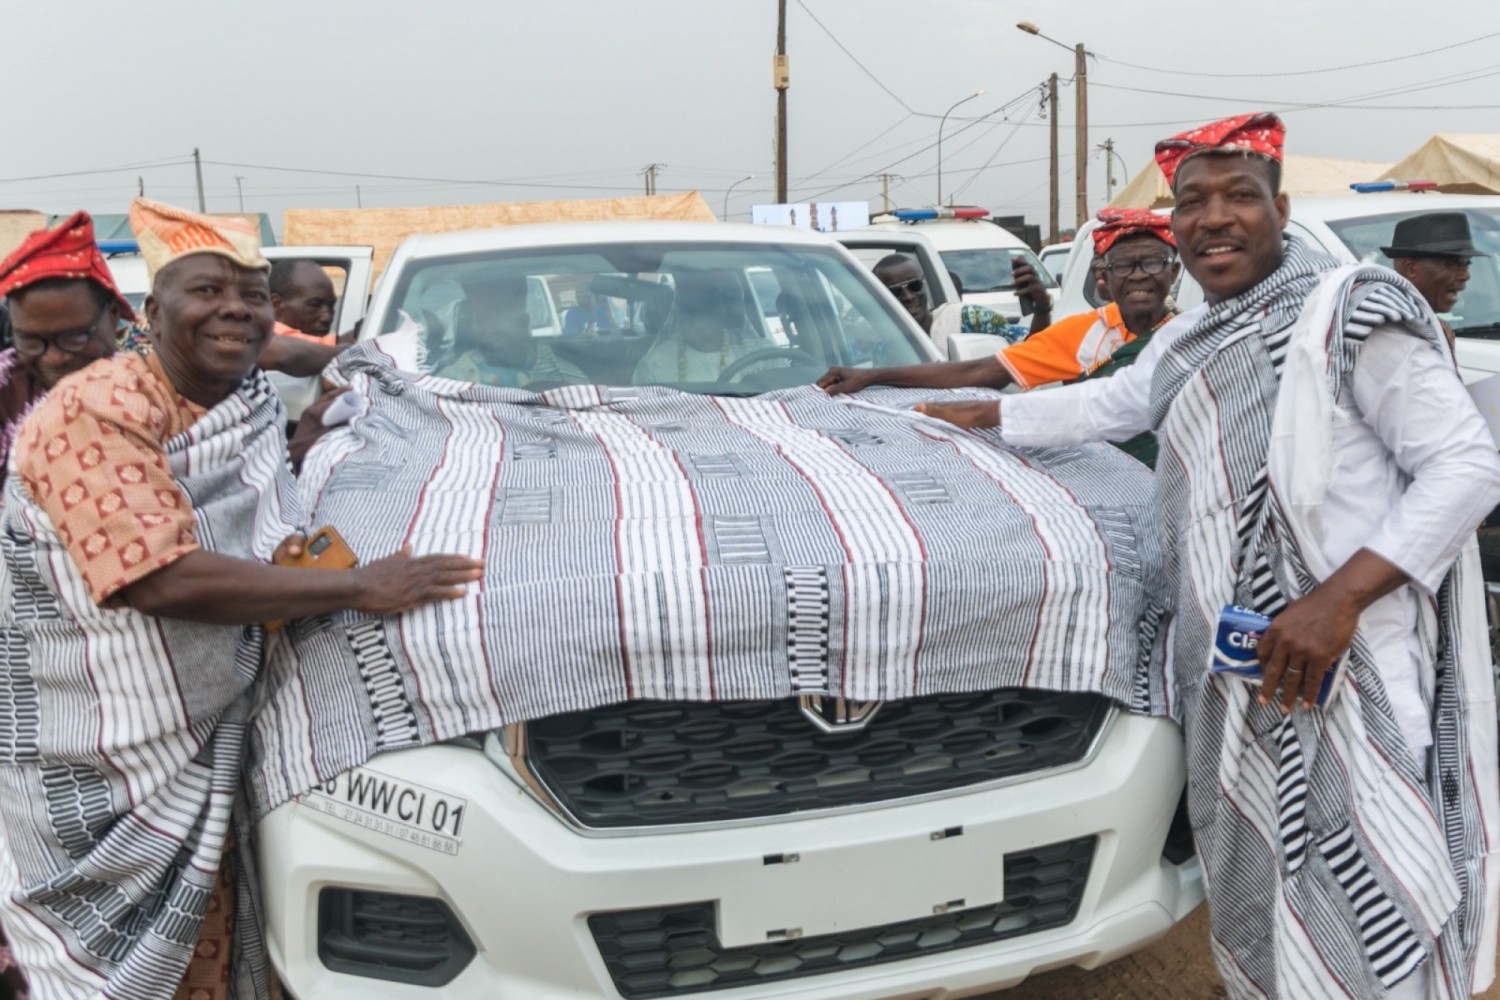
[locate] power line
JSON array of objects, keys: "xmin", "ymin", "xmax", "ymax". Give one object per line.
[
  {"xmin": 798, "ymin": 113, "xmax": 916, "ymax": 182},
  {"xmin": 951, "ymin": 104, "xmax": 1037, "ymax": 202},
  {"xmin": 1090, "ymin": 62, "xmax": 1500, "ymax": 112},
  {"xmin": 796, "ymin": 84, "xmax": 1042, "ymax": 202},
  {"xmin": 199, "ymin": 160, "xmax": 762, "ymax": 194},
  {"xmin": 0, "ymin": 156, "xmax": 192, "ymax": 186},
  {"xmin": 1097, "ymin": 30, "xmax": 1500, "ymax": 79},
  {"xmin": 792, "ymin": 0, "xmax": 914, "ymax": 112}
]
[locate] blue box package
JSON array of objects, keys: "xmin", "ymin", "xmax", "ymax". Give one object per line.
[{"xmin": 1210, "ymin": 605, "xmax": 1346, "ymax": 708}]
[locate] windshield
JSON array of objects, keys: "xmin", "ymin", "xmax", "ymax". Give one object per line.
[
  {"xmin": 1326, "ymin": 208, "xmax": 1500, "ymax": 338},
  {"xmin": 940, "ymin": 248, "xmax": 1057, "ymax": 294},
  {"xmin": 376, "ymin": 242, "xmax": 928, "ymax": 393}
]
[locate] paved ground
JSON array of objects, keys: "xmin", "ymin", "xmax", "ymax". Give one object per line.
[{"xmin": 981, "ymin": 908, "xmax": 1500, "ymax": 999}]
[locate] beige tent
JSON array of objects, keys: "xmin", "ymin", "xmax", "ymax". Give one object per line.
[
  {"xmin": 284, "ymin": 192, "xmax": 716, "ymax": 279},
  {"xmin": 0, "ymin": 210, "xmax": 49, "ymax": 261},
  {"xmin": 1380, "ymin": 134, "xmax": 1500, "ymax": 195},
  {"xmin": 1106, "ymin": 155, "xmax": 1392, "ymax": 209}
]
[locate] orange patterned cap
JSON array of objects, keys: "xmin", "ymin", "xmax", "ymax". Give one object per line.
[{"xmin": 128, "ymin": 197, "xmax": 268, "ymax": 280}]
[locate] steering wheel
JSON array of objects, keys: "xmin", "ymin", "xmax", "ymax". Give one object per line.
[{"xmin": 716, "ymin": 346, "xmax": 823, "ymax": 383}]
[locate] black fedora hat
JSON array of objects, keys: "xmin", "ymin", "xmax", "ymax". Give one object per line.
[{"xmin": 1380, "ymin": 212, "xmax": 1488, "ymax": 258}]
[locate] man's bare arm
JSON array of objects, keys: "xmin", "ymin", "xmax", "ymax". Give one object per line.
[{"xmin": 819, "ymin": 356, "xmax": 1013, "ymax": 395}]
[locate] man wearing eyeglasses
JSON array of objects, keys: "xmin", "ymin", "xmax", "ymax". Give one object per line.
[
  {"xmin": 0, "ymin": 211, "xmax": 132, "ymax": 488},
  {"xmin": 820, "ymin": 208, "xmax": 1177, "ymax": 463}
]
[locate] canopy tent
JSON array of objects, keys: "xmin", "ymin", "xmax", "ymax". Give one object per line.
[
  {"xmin": 1106, "ymin": 154, "xmax": 1392, "ymax": 209},
  {"xmin": 1380, "ymin": 134, "xmax": 1500, "ymax": 195},
  {"xmin": 284, "ymin": 192, "xmax": 716, "ymax": 279}
]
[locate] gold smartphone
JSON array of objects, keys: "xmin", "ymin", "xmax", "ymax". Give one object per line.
[{"xmin": 267, "ymin": 526, "xmax": 358, "ymax": 631}]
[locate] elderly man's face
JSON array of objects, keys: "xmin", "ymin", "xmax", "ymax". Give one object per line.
[
  {"xmin": 1171, "ymin": 154, "xmax": 1289, "ymax": 303},
  {"xmin": 1098, "ymin": 235, "xmax": 1178, "ymax": 320},
  {"xmin": 1396, "ymin": 255, "xmax": 1470, "ymax": 315},
  {"xmin": 273, "ymin": 261, "xmax": 337, "ymax": 337},
  {"xmin": 875, "ymin": 258, "xmax": 931, "ymax": 331},
  {"xmin": 7, "ymin": 281, "xmax": 118, "ymax": 388},
  {"xmin": 146, "ymin": 255, "xmax": 274, "ymax": 402}
]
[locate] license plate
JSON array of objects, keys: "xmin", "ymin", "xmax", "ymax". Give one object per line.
[
  {"xmin": 303, "ymin": 768, "xmax": 468, "ymax": 855},
  {"xmin": 716, "ymin": 826, "xmax": 1006, "ymax": 948}
]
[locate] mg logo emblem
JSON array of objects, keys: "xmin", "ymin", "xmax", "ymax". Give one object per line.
[{"xmin": 797, "ymin": 696, "xmax": 882, "ymax": 734}]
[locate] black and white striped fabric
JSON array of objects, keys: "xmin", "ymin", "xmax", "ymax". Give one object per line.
[
  {"xmin": 246, "ymin": 345, "xmax": 1172, "ymax": 817},
  {"xmin": 1149, "ymin": 238, "xmax": 1497, "ymax": 999},
  {"xmin": 0, "ymin": 370, "xmax": 292, "ymax": 1000}
]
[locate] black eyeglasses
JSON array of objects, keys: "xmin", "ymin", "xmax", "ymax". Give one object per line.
[
  {"xmin": 12, "ymin": 305, "xmax": 111, "ymax": 359},
  {"xmin": 883, "ymin": 276, "xmax": 925, "ymax": 298},
  {"xmin": 1100, "ymin": 257, "xmax": 1174, "ymax": 278}
]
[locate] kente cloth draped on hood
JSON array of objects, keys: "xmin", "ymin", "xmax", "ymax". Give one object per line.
[
  {"xmin": 1090, "ymin": 207, "xmax": 1176, "ymax": 256},
  {"xmin": 0, "ymin": 211, "xmax": 136, "ymax": 322},
  {"xmin": 1148, "ymin": 238, "xmax": 1497, "ymax": 998},
  {"xmin": 1153, "ymin": 111, "xmax": 1285, "ymax": 189},
  {"xmin": 0, "ymin": 369, "xmax": 296, "ymax": 1000},
  {"xmin": 245, "ymin": 343, "xmax": 1172, "ymax": 818}
]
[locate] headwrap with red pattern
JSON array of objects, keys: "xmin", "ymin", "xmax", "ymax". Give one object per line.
[
  {"xmin": 1091, "ymin": 208, "xmax": 1176, "ymax": 257},
  {"xmin": 1153, "ymin": 112, "xmax": 1285, "ymax": 190},
  {"xmin": 0, "ymin": 211, "xmax": 136, "ymax": 321}
]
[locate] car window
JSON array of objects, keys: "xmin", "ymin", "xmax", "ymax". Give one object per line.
[
  {"xmin": 939, "ymin": 248, "xmax": 1058, "ymax": 294},
  {"xmin": 1325, "ymin": 208, "xmax": 1500, "ymax": 338},
  {"xmin": 377, "ymin": 242, "xmax": 928, "ymax": 393}
]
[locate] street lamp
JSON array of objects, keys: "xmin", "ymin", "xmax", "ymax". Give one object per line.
[
  {"xmin": 723, "ymin": 174, "xmax": 755, "ymax": 221},
  {"xmin": 1017, "ymin": 22, "xmax": 1090, "ymax": 228},
  {"xmin": 937, "ymin": 89, "xmax": 984, "ymax": 207}
]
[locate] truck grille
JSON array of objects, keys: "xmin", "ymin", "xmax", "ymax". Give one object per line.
[
  {"xmin": 590, "ymin": 836, "xmax": 1096, "ymax": 998},
  {"xmin": 522, "ymin": 690, "xmax": 1109, "ymax": 828}
]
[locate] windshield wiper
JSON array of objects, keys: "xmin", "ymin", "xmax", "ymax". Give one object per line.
[{"xmin": 1455, "ymin": 323, "xmax": 1500, "ymax": 340}]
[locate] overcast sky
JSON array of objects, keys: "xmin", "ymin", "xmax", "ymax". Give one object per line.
[{"xmin": 3, "ymin": 0, "xmax": 1497, "ymax": 236}]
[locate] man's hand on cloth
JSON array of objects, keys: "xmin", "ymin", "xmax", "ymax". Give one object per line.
[
  {"xmin": 912, "ymin": 400, "xmax": 1001, "ymax": 429},
  {"xmin": 817, "ymin": 366, "xmax": 877, "ymax": 395},
  {"xmin": 353, "ymin": 546, "xmax": 484, "ymax": 616}
]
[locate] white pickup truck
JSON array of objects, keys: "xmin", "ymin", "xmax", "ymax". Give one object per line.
[{"xmin": 254, "ymin": 221, "xmax": 1202, "ymax": 1000}]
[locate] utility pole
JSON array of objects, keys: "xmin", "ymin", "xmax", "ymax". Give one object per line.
[
  {"xmin": 1047, "ymin": 73, "xmax": 1059, "ymax": 243},
  {"xmin": 234, "ymin": 176, "xmax": 245, "ymax": 213},
  {"xmin": 193, "ymin": 147, "xmax": 206, "ymax": 212},
  {"xmin": 774, "ymin": 0, "xmax": 789, "ymax": 203},
  {"xmin": 1101, "ymin": 139, "xmax": 1116, "ymax": 201},
  {"xmin": 644, "ymin": 163, "xmax": 661, "ymax": 195},
  {"xmin": 356, "ymin": 184, "xmax": 363, "ymax": 208},
  {"xmin": 1074, "ymin": 43, "xmax": 1088, "ymax": 228},
  {"xmin": 880, "ymin": 173, "xmax": 892, "ymax": 213},
  {"xmin": 137, "ymin": 176, "xmax": 145, "ymax": 198}
]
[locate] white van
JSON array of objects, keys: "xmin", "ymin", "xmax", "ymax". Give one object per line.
[{"xmin": 855, "ymin": 208, "xmax": 1056, "ymax": 321}]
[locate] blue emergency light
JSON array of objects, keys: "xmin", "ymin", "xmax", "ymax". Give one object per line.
[
  {"xmin": 97, "ymin": 239, "xmax": 140, "ymax": 254},
  {"xmin": 1349, "ymin": 180, "xmax": 1438, "ymax": 194}
]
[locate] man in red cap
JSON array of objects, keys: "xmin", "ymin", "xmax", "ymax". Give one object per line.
[
  {"xmin": 818, "ymin": 207, "xmax": 1178, "ymax": 464},
  {"xmin": 0, "ymin": 211, "xmax": 135, "ymax": 485},
  {"xmin": 917, "ymin": 112, "xmax": 1500, "ymax": 1000}
]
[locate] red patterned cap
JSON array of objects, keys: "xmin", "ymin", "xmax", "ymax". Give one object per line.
[
  {"xmin": 1092, "ymin": 208, "xmax": 1175, "ymax": 256},
  {"xmin": 0, "ymin": 211, "xmax": 136, "ymax": 321},
  {"xmin": 1154, "ymin": 112, "xmax": 1285, "ymax": 189}
]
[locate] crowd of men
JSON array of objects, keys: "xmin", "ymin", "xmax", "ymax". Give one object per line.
[{"xmin": 0, "ymin": 109, "xmax": 1494, "ymax": 1000}]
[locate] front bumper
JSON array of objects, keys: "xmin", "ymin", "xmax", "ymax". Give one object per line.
[{"xmin": 258, "ymin": 710, "xmax": 1201, "ymax": 999}]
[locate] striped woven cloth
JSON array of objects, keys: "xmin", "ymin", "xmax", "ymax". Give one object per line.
[
  {"xmin": 1150, "ymin": 240, "xmax": 1498, "ymax": 999},
  {"xmin": 0, "ymin": 372, "xmax": 291, "ymax": 1000},
  {"xmin": 247, "ymin": 343, "xmax": 1172, "ymax": 817}
]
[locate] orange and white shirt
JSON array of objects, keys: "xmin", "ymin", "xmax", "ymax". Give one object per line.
[{"xmin": 997, "ymin": 303, "xmax": 1135, "ymax": 390}]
